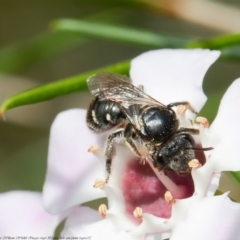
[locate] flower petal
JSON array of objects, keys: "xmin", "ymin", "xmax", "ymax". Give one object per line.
[
  {"xmin": 0, "ymin": 191, "xmax": 61, "ymax": 236},
  {"xmin": 43, "ymin": 109, "xmax": 106, "ymax": 214},
  {"xmin": 170, "ymin": 194, "xmax": 240, "ymax": 240},
  {"xmin": 63, "ymin": 206, "xmax": 101, "ymax": 229},
  {"xmin": 62, "ymin": 217, "xmax": 134, "ymax": 240},
  {"xmin": 130, "ymin": 49, "xmax": 220, "ymax": 111},
  {"xmin": 100, "ymin": 145, "xmax": 137, "ymax": 229},
  {"xmin": 210, "ymin": 79, "xmax": 240, "ymax": 172}
]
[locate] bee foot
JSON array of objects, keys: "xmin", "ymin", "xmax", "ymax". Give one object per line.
[
  {"xmin": 98, "ymin": 204, "xmax": 107, "ymax": 218},
  {"xmin": 176, "ymin": 105, "xmax": 187, "ymax": 115},
  {"xmin": 196, "ymin": 116, "xmax": 209, "ymax": 128},
  {"xmin": 164, "ymin": 191, "xmax": 176, "ymax": 205},
  {"xmin": 188, "ymin": 159, "xmax": 202, "ymax": 168},
  {"xmin": 133, "ymin": 207, "xmax": 143, "ymax": 220},
  {"xmin": 93, "ymin": 179, "xmax": 105, "ymax": 188},
  {"xmin": 139, "ymin": 158, "xmax": 147, "ymax": 165},
  {"xmin": 88, "ymin": 145, "xmax": 100, "ymax": 153}
]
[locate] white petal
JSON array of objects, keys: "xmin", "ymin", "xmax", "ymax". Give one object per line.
[
  {"xmin": 62, "ymin": 206, "xmax": 139, "ymax": 239},
  {"xmin": 0, "ymin": 191, "xmax": 61, "ymax": 236},
  {"xmin": 63, "ymin": 206, "xmax": 101, "ymax": 229},
  {"xmin": 130, "ymin": 212, "xmax": 171, "ymax": 238},
  {"xmin": 170, "ymin": 194, "xmax": 240, "ymax": 240},
  {"xmin": 130, "ymin": 49, "xmax": 220, "ymax": 111},
  {"xmin": 43, "ymin": 109, "xmax": 106, "ymax": 214},
  {"xmin": 210, "ymin": 79, "xmax": 240, "ymax": 172},
  {"xmin": 101, "ymin": 145, "xmax": 137, "ymax": 229},
  {"xmin": 191, "ymin": 159, "xmax": 218, "ymax": 197},
  {"xmin": 62, "ymin": 217, "xmax": 135, "ymax": 240}
]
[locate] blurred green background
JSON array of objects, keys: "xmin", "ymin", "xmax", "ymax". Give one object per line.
[{"xmin": 1, "ymin": 0, "xmax": 240, "ymax": 201}]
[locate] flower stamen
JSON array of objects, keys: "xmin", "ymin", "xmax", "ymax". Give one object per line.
[
  {"xmin": 133, "ymin": 207, "xmax": 143, "ymax": 220},
  {"xmin": 164, "ymin": 191, "xmax": 176, "ymax": 205},
  {"xmin": 196, "ymin": 116, "xmax": 209, "ymax": 128},
  {"xmin": 98, "ymin": 204, "xmax": 107, "ymax": 218},
  {"xmin": 93, "ymin": 179, "xmax": 105, "ymax": 188},
  {"xmin": 176, "ymin": 105, "xmax": 187, "ymax": 115},
  {"xmin": 188, "ymin": 159, "xmax": 202, "ymax": 168},
  {"xmin": 88, "ymin": 145, "xmax": 100, "ymax": 153}
]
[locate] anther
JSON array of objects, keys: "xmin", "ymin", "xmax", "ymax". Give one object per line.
[
  {"xmin": 196, "ymin": 116, "xmax": 209, "ymax": 128},
  {"xmin": 88, "ymin": 145, "xmax": 100, "ymax": 153},
  {"xmin": 98, "ymin": 204, "xmax": 107, "ymax": 218},
  {"xmin": 133, "ymin": 207, "xmax": 143, "ymax": 219},
  {"xmin": 188, "ymin": 159, "xmax": 202, "ymax": 168},
  {"xmin": 177, "ymin": 105, "xmax": 187, "ymax": 115},
  {"xmin": 93, "ymin": 179, "xmax": 105, "ymax": 188},
  {"xmin": 164, "ymin": 191, "xmax": 176, "ymax": 205}
]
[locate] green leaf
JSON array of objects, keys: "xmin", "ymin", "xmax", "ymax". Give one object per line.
[
  {"xmin": 0, "ymin": 32, "xmax": 87, "ymax": 73},
  {"xmin": 3, "ymin": 19, "xmax": 240, "ymax": 113},
  {"xmin": 52, "ymin": 19, "xmax": 240, "ymax": 51},
  {"xmin": 51, "ymin": 19, "xmax": 240, "ymax": 62},
  {"xmin": 188, "ymin": 34, "xmax": 240, "ymax": 49},
  {"xmin": 0, "ymin": 60, "xmax": 130, "ymax": 114},
  {"xmin": 51, "ymin": 19, "xmax": 189, "ymax": 48}
]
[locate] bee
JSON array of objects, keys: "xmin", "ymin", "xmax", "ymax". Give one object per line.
[{"xmin": 86, "ymin": 73, "xmax": 211, "ymax": 182}]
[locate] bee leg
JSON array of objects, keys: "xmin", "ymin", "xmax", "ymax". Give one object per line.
[
  {"xmin": 175, "ymin": 128, "xmax": 200, "ymax": 135},
  {"xmin": 124, "ymin": 123, "xmax": 145, "ymax": 163},
  {"xmin": 126, "ymin": 137, "xmax": 145, "ymax": 163},
  {"xmin": 104, "ymin": 129, "xmax": 124, "ymax": 183},
  {"xmin": 167, "ymin": 101, "xmax": 198, "ymax": 115}
]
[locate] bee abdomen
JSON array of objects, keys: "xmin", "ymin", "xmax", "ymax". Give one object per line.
[{"xmin": 86, "ymin": 97, "xmax": 126, "ymax": 132}]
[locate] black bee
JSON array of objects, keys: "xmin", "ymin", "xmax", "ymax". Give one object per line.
[{"xmin": 86, "ymin": 73, "xmax": 211, "ymax": 182}]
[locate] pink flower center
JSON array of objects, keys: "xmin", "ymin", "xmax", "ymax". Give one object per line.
[{"xmin": 121, "ymin": 158, "xmax": 194, "ymax": 223}]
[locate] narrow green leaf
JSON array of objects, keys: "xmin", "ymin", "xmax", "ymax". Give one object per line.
[
  {"xmin": 51, "ymin": 19, "xmax": 189, "ymax": 48},
  {"xmin": 0, "ymin": 32, "xmax": 87, "ymax": 73},
  {"xmin": 51, "ymin": 19, "xmax": 240, "ymax": 62},
  {"xmin": 188, "ymin": 34, "xmax": 240, "ymax": 49},
  {"xmin": 0, "ymin": 60, "xmax": 130, "ymax": 114},
  {"xmin": 2, "ymin": 19, "xmax": 240, "ymax": 113}
]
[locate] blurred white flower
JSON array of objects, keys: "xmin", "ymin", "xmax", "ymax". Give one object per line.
[{"xmin": 0, "ymin": 191, "xmax": 63, "ymax": 236}]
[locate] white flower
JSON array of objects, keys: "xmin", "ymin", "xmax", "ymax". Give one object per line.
[
  {"xmin": 0, "ymin": 191, "xmax": 63, "ymax": 236},
  {"xmin": 1, "ymin": 49, "xmax": 240, "ymax": 240},
  {"xmin": 41, "ymin": 49, "xmax": 240, "ymax": 239}
]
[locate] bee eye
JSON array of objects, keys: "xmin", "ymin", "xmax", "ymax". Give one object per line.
[
  {"xmin": 155, "ymin": 150, "xmax": 171, "ymax": 170},
  {"xmin": 181, "ymin": 134, "xmax": 195, "ymax": 148},
  {"xmin": 156, "ymin": 154, "xmax": 165, "ymax": 166}
]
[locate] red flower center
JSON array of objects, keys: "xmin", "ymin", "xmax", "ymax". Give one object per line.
[{"xmin": 121, "ymin": 158, "xmax": 194, "ymax": 223}]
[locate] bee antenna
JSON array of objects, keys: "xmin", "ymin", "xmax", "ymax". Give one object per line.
[{"xmin": 190, "ymin": 147, "xmax": 214, "ymax": 152}]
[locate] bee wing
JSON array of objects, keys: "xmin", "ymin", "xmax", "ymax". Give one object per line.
[
  {"xmin": 87, "ymin": 73, "xmax": 131, "ymax": 97},
  {"xmin": 87, "ymin": 73, "xmax": 166, "ymax": 108}
]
